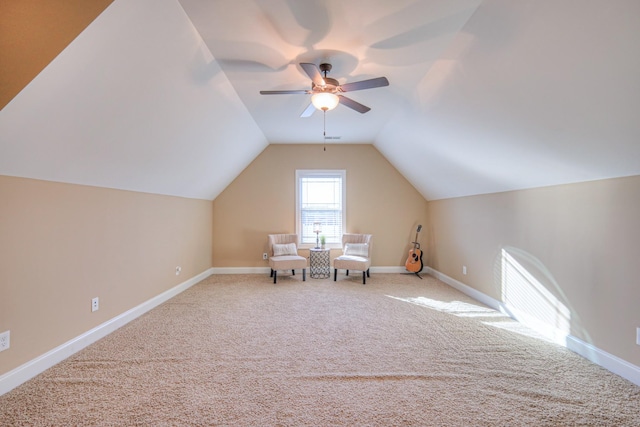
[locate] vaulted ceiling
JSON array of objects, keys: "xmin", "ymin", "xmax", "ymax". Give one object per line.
[{"xmin": 1, "ymin": 0, "xmax": 639, "ymax": 200}]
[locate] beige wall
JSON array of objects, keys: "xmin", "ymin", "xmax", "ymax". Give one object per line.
[
  {"xmin": 212, "ymin": 144, "xmax": 428, "ymax": 267},
  {"xmin": 5, "ymin": 147, "xmax": 637, "ymax": 378},
  {"xmin": 427, "ymin": 175, "xmax": 640, "ymax": 365},
  {"xmin": 0, "ymin": 175, "xmax": 213, "ymax": 374}
]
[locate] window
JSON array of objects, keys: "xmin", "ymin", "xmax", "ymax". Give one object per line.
[{"xmin": 296, "ymin": 170, "xmax": 346, "ymax": 247}]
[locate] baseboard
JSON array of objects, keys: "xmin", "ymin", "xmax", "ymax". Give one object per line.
[
  {"xmin": 426, "ymin": 267, "xmax": 640, "ymax": 388},
  {"xmin": 566, "ymin": 336, "xmax": 640, "ymax": 387},
  {"xmin": 211, "ymin": 266, "xmax": 407, "ymax": 274},
  {"xmin": 425, "ymin": 267, "xmax": 504, "ymax": 311},
  {"xmin": 6, "ymin": 267, "xmax": 637, "ymax": 396},
  {"xmin": 0, "ymin": 268, "xmax": 214, "ymax": 396},
  {"xmin": 370, "ymin": 266, "xmax": 407, "ymax": 273},
  {"xmin": 212, "ymin": 267, "xmax": 271, "ymax": 274}
]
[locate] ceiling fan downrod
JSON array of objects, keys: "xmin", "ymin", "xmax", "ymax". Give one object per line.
[{"xmin": 319, "ymin": 63, "xmax": 332, "ymax": 79}]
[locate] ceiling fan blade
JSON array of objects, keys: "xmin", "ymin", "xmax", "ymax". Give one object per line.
[
  {"xmin": 300, "ymin": 63, "xmax": 325, "ymax": 87},
  {"xmin": 340, "ymin": 77, "xmax": 389, "ymax": 92},
  {"xmin": 300, "ymin": 103, "xmax": 316, "ymax": 118},
  {"xmin": 338, "ymin": 95, "xmax": 371, "ymax": 114},
  {"xmin": 260, "ymin": 90, "xmax": 310, "ymax": 95}
]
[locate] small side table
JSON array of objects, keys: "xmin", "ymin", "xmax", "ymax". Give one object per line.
[{"xmin": 309, "ymin": 248, "xmax": 331, "ymax": 279}]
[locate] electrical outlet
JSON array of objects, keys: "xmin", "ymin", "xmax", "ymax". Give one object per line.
[
  {"xmin": 262, "ymin": 253, "xmax": 268, "ymax": 260},
  {"xmin": 175, "ymin": 266, "xmax": 182, "ymax": 276},
  {"xmin": 462, "ymin": 266, "xmax": 467, "ymax": 275},
  {"xmin": 0, "ymin": 330, "xmax": 10, "ymax": 352},
  {"xmin": 92, "ymin": 297, "xmax": 99, "ymax": 312}
]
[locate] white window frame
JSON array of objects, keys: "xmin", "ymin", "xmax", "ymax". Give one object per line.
[{"xmin": 295, "ymin": 169, "xmax": 346, "ymax": 249}]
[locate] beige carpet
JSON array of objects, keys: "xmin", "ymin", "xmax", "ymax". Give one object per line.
[{"xmin": 1, "ymin": 273, "xmax": 639, "ymax": 426}]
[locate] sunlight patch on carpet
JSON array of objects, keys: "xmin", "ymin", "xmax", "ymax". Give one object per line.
[{"xmin": 387, "ymin": 295, "xmax": 554, "ymax": 343}]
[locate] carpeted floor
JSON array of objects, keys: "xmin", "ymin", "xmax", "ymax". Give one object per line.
[{"xmin": 1, "ymin": 273, "xmax": 639, "ymax": 426}]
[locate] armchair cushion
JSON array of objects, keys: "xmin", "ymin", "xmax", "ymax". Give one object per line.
[
  {"xmin": 344, "ymin": 243, "xmax": 369, "ymax": 257},
  {"xmin": 273, "ymin": 243, "xmax": 298, "ymax": 256}
]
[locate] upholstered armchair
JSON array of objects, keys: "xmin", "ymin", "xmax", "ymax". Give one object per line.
[
  {"xmin": 267, "ymin": 234, "xmax": 308, "ymax": 284},
  {"xmin": 333, "ymin": 233, "xmax": 372, "ymax": 284}
]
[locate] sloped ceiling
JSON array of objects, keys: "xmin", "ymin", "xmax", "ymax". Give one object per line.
[
  {"xmin": 0, "ymin": 0, "xmax": 267, "ymax": 200},
  {"xmin": 1, "ymin": 0, "xmax": 639, "ymax": 201}
]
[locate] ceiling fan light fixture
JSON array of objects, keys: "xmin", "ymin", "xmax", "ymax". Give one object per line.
[{"xmin": 311, "ymin": 92, "xmax": 339, "ymax": 111}]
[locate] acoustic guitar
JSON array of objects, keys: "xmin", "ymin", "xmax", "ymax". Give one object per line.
[{"xmin": 405, "ymin": 225, "xmax": 423, "ymax": 274}]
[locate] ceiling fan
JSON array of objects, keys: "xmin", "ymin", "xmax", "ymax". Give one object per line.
[{"xmin": 260, "ymin": 62, "xmax": 389, "ymax": 117}]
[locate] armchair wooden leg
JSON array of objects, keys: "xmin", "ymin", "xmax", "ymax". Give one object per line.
[
  {"xmin": 362, "ymin": 271, "xmax": 366, "ymax": 285},
  {"xmin": 334, "ymin": 268, "xmax": 337, "ymax": 281},
  {"xmin": 303, "ymin": 269, "xmax": 306, "ymax": 281},
  {"xmin": 346, "ymin": 270, "xmax": 349, "ymax": 276},
  {"xmin": 270, "ymin": 269, "xmax": 274, "ymax": 278},
  {"xmin": 367, "ymin": 269, "xmax": 370, "ymax": 278},
  {"xmin": 273, "ymin": 270, "xmax": 277, "ymax": 284},
  {"xmin": 292, "ymin": 269, "xmax": 295, "ymax": 275}
]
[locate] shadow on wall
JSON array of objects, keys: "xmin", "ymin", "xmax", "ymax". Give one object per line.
[{"xmin": 494, "ymin": 246, "xmax": 590, "ymax": 347}]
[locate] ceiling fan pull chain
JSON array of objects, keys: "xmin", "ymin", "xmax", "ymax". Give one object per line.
[
  {"xmin": 323, "ymin": 111, "xmax": 327, "ymax": 151},
  {"xmin": 323, "ymin": 110, "xmax": 326, "ymax": 138}
]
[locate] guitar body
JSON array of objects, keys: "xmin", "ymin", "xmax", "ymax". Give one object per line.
[
  {"xmin": 405, "ymin": 247, "xmax": 423, "ymax": 273},
  {"xmin": 405, "ymin": 225, "xmax": 424, "ymax": 274}
]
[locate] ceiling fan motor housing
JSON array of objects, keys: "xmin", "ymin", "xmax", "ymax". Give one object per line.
[
  {"xmin": 313, "ymin": 77, "xmax": 340, "ymax": 93},
  {"xmin": 315, "ymin": 63, "xmax": 341, "ymax": 93}
]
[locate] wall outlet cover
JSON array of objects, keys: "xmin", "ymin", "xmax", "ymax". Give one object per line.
[{"xmin": 0, "ymin": 330, "xmax": 10, "ymax": 352}]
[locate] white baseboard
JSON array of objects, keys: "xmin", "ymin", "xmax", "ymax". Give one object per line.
[
  {"xmin": 425, "ymin": 267, "xmax": 504, "ymax": 311},
  {"xmin": 566, "ymin": 336, "xmax": 640, "ymax": 387},
  {"xmin": 370, "ymin": 266, "xmax": 407, "ymax": 273},
  {"xmin": 211, "ymin": 266, "xmax": 407, "ymax": 274},
  {"xmin": 5, "ymin": 267, "xmax": 637, "ymax": 396},
  {"xmin": 0, "ymin": 268, "xmax": 214, "ymax": 396},
  {"xmin": 212, "ymin": 267, "xmax": 271, "ymax": 274},
  {"xmin": 427, "ymin": 267, "xmax": 640, "ymax": 387}
]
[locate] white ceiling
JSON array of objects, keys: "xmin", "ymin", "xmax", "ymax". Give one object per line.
[{"xmin": 1, "ymin": 0, "xmax": 639, "ymax": 200}]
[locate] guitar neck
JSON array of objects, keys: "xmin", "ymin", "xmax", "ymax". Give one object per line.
[{"xmin": 412, "ymin": 228, "xmax": 421, "ymax": 250}]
